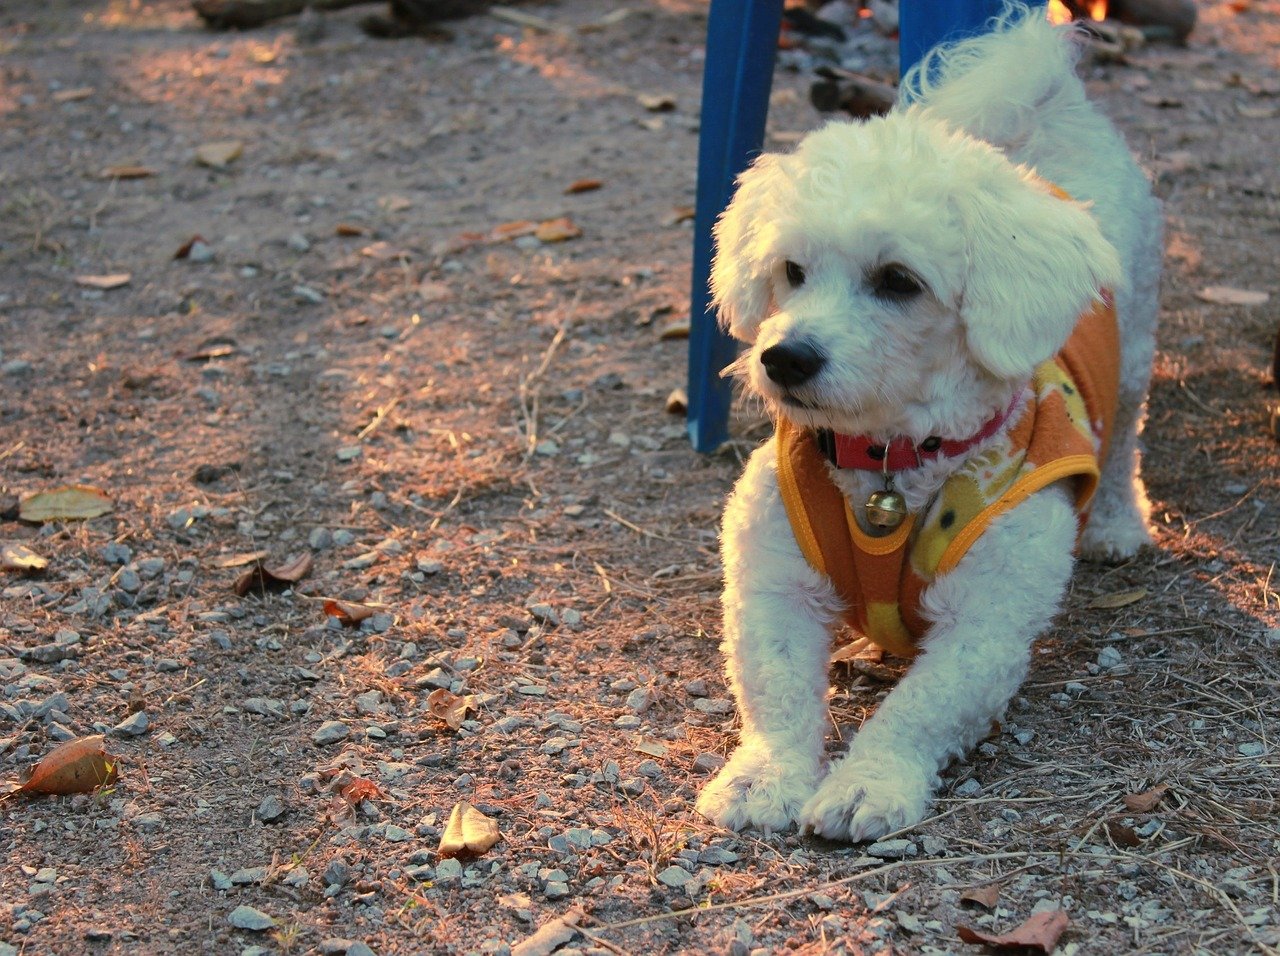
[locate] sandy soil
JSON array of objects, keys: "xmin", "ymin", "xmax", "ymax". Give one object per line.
[{"xmin": 1, "ymin": 1, "xmax": 1278, "ymax": 953}]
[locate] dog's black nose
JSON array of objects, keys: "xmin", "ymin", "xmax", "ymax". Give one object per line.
[{"xmin": 760, "ymin": 341, "xmax": 826, "ymax": 387}]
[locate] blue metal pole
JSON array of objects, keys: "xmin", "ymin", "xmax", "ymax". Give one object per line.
[{"xmin": 686, "ymin": 0, "xmax": 784, "ymax": 454}]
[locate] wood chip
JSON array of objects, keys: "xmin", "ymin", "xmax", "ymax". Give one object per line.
[
  {"xmin": 74, "ymin": 274, "xmax": 131, "ymax": 290},
  {"xmin": 1196, "ymin": 286, "xmax": 1269, "ymax": 306}
]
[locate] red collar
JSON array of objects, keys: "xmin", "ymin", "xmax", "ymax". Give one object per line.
[{"xmin": 814, "ymin": 391, "xmax": 1023, "ymax": 472}]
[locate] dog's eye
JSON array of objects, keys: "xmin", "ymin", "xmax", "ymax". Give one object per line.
[
  {"xmin": 783, "ymin": 260, "xmax": 806, "ymax": 288},
  {"xmin": 873, "ymin": 265, "xmax": 924, "ymax": 299}
]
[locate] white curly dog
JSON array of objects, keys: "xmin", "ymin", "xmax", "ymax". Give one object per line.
[{"xmin": 696, "ymin": 7, "xmax": 1162, "ymax": 842}]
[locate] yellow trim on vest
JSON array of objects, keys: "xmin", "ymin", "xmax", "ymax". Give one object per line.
[
  {"xmin": 936, "ymin": 453, "xmax": 1100, "ymax": 576},
  {"xmin": 776, "ymin": 439, "xmax": 828, "ymax": 577},
  {"xmin": 846, "ymin": 503, "xmax": 915, "ymax": 555}
]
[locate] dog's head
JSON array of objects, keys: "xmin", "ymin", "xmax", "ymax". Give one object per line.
[{"xmin": 711, "ymin": 109, "xmax": 1122, "ymax": 438}]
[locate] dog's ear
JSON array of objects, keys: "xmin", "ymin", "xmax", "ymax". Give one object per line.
[
  {"xmin": 710, "ymin": 154, "xmax": 786, "ymax": 344},
  {"xmin": 956, "ymin": 176, "xmax": 1123, "ymax": 380}
]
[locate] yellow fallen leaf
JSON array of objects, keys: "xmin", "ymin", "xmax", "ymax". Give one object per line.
[
  {"xmin": 1196, "ymin": 286, "xmax": 1269, "ymax": 306},
  {"xmin": 18, "ymin": 485, "xmax": 113, "ymax": 522},
  {"xmin": 100, "ymin": 164, "xmax": 157, "ymax": 180},
  {"xmin": 74, "ymin": 274, "xmax": 131, "ymax": 290},
  {"xmin": 52, "ymin": 86, "xmax": 95, "ymax": 103},
  {"xmin": 1087, "ymin": 588, "xmax": 1147, "ymax": 610},
  {"xmin": 534, "ymin": 217, "xmax": 582, "ymax": 243},
  {"xmin": 637, "ymin": 92, "xmax": 677, "ymax": 112},
  {"xmin": 1, "ymin": 542, "xmax": 48, "ymax": 573},
  {"xmin": 438, "ymin": 800, "xmax": 501, "ymax": 857},
  {"xmin": 195, "ymin": 140, "xmax": 244, "ymax": 168}
]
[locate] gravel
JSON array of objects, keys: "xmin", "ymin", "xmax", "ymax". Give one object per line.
[
  {"xmin": 227, "ymin": 905, "xmax": 276, "ymax": 931},
  {"xmin": 313, "ymin": 721, "xmax": 350, "ymax": 745}
]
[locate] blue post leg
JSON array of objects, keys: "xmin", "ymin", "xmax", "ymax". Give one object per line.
[
  {"xmin": 686, "ymin": 0, "xmax": 784, "ymax": 454},
  {"xmin": 899, "ymin": 0, "xmax": 1002, "ymax": 76}
]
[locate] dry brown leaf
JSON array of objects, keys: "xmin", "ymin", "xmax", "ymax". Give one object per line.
[
  {"xmin": 1, "ymin": 541, "xmax": 48, "ymax": 573},
  {"xmin": 52, "ymin": 86, "xmax": 95, "ymax": 103},
  {"xmin": 438, "ymin": 800, "xmax": 501, "ymax": 857},
  {"xmin": 1105, "ymin": 819, "xmax": 1142, "ymax": 847},
  {"xmin": 1087, "ymin": 587, "xmax": 1147, "ymax": 609},
  {"xmin": 664, "ymin": 205, "xmax": 695, "ymax": 227},
  {"xmin": 195, "ymin": 140, "xmax": 244, "ymax": 168},
  {"xmin": 658, "ymin": 317, "xmax": 691, "ymax": 340},
  {"xmin": 74, "ymin": 273, "xmax": 131, "ymax": 290},
  {"xmin": 633, "ymin": 739, "xmax": 667, "ymax": 758},
  {"xmin": 511, "ymin": 908, "xmax": 585, "ymax": 956},
  {"xmin": 322, "ymin": 599, "xmax": 377, "ymax": 627},
  {"xmin": 534, "ymin": 217, "xmax": 582, "ymax": 243},
  {"xmin": 1196, "ymin": 286, "xmax": 1270, "ymax": 306},
  {"xmin": 960, "ymin": 884, "xmax": 1001, "ymax": 909},
  {"xmin": 18, "ymin": 735, "xmax": 119, "ymax": 796},
  {"xmin": 564, "ymin": 178, "xmax": 603, "ymax": 194},
  {"xmin": 210, "ymin": 550, "xmax": 270, "ymax": 569},
  {"xmin": 19, "ymin": 485, "xmax": 113, "ymax": 522},
  {"xmin": 491, "ymin": 220, "xmax": 538, "ymax": 241},
  {"xmin": 101, "ymin": 164, "xmax": 157, "ymax": 180},
  {"xmin": 173, "ymin": 234, "xmax": 207, "ymax": 260},
  {"xmin": 957, "ymin": 910, "xmax": 1069, "ymax": 953},
  {"xmin": 361, "ymin": 241, "xmax": 409, "ymax": 260},
  {"xmin": 339, "ymin": 775, "xmax": 388, "ymax": 805},
  {"xmin": 637, "ymin": 92, "xmax": 677, "ymax": 112},
  {"xmin": 335, "ymin": 222, "xmax": 371, "ymax": 236},
  {"xmin": 1124, "ymin": 782, "xmax": 1169, "ymax": 813},
  {"xmin": 426, "ymin": 688, "xmax": 476, "ymax": 730},
  {"xmin": 233, "ymin": 552, "xmax": 313, "ymax": 596}
]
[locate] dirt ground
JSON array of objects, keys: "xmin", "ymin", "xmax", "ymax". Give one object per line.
[{"xmin": 1, "ymin": 0, "xmax": 1278, "ymax": 953}]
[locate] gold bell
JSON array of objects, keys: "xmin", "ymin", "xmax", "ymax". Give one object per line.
[{"xmin": 865, "ymin": 489, "xmax": 908, "ymax": 529}]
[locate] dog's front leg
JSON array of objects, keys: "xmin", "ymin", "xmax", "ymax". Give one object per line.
[
  {"xmin": 697, "ymin": 446, "xmax": 838, "ymax": 833},
  {"xmin": 801, "ymin": 485, "xmax": 1077, "ymax": 842}
]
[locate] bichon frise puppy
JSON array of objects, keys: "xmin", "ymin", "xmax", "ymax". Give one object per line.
[{"xmin": 697, "ymin": 6, "xmax": 1161, "ymax": 841}]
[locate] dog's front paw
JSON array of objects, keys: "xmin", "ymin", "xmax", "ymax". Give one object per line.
[
  {"xmin": 799, "ymin": 756, "xmax": 931, "ymax": 843},
  {"xmin": 696, "ymin": 749, "xmax": 821, "ymax": 834}
]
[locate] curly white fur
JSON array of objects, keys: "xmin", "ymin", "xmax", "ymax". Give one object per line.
[{"xmin": 698, "ymin": 6, "xmax": 1162, "ymax": 841}]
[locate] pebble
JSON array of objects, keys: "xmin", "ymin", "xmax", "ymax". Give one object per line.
[
  {"xmin": 231, "ymin": 866, "xmax": 268, "ymax": 885},
  {"xmin": 1238, "ymin": 741, "xmax": 1265, "ymax": 757},
  {"xmin": 544, "ymin": 882, "xmax": 570, "ymax": 898},
  {"xmin": 692, "ymin": 753, "xmax": 726, "ymax": 774},
  {"xmin": 698, "ymin": 846, "xmax": 739, "ymax": 865},
  {"xmin": 613, "ymin": 715, "xmax": 642, "ymax": 730},
  {"xmin": 210, "ymin": 869, "xmax": 233, "ymax": 890},
  {"xmin": 383, "ymin": 825, "xmax": 411, "ymax": 843},
  {"xmin": 309, "ymin": 527, "xmax": 333, "ymax": 550},
  {"xmin": 693, "ymin": 698, "xmax": 734, "ymax": 715},
  {"xmin": 434, "ymin": 858, "xmax": 463, "ymax": 883},
  {"xmin": 228, "ymin": 905, "xmax": 276, "ymax": 931},
  {"xmin": 133, "ymin": 812, "xmax": 164, "ymax": 832},
  {"xmin": 187, "ymin": 240, "xmax": 215, "ymax": 263},
  {"xmin": 287, "ymin": 232, "xmax": 311, "ymax": 252},
  {"xmin": 920, "ymin": 835, "xmax": 947, "ymax": 856},
  {"xmin": 1097, "ymin": 646, "xmax": 1123, "ymax": 670},
  {"xmin": 319, "ymin": 940, "xmax": 355, "ymax": 955},
  {"xmin": 954, "ymin": 778, "xmax": 981, "ymax": 797},
  {"xmin": 333, "ymin": 530, "xmax": 356, "ymax": 546},
  {"xmin": 283, "ymin": 866, "xmax": 309, "ymax": 888},
  {"xmin": 257, "ymin": 795, "xmax": 286, "ymax": 822},
  {"xmin": 323, "ymin": 859, "xmax": 350, "ymax": 888},
  {"xmin": 684, "ymin": 679, "xmax": 709, "ymax": 697},
  {"xmin": 336, "ymin": 445, "xmax": 362, "ymax": 462},
  {"xmin": 101, "ymin": 543, "xmax": 132, "ymax": 565},
  {"xmin": 657, "ymin": 865, "xmax": 691, "ymax": 888},
  {"xmin": 866, "ymin": 839, "xmax": 917, "ymax": 859},
  {"xmin": 112, "ymin": 711, "xmax": 149, "ymax": 737},
  {"xmin": 314, "ymin": 721, "xmax": 350, "ymax": 745},
  {"xmin": 625, "ymin": 687, "xmax": 653, "ymax": 713}
]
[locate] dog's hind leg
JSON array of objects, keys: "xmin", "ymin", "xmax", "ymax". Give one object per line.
[{"xmin": 800, "ymin": 484, "xmax": 1077, "ymax": 842}]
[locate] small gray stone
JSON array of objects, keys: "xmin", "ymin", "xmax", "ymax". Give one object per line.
[
  {"xmin": 287, "ymin": 233, "xmax": 311, "ymax": 252},
  {"xmin": 210, "ymin": 869, "xmax": 233, "ymax": 890},
  {"xmin": 228, "ymin": 905, "xmax": 276, "ymax": 931},
  {"xmin": 625, "ymin": 687, "xmax": 653, "ymax": 713},
  {"xmin": 866, "ymin": 839, "xmax": 917, "ymax": 859},
  {"xmin": 346, "ymin": 944, "xmax": 376, "ymax": 956},
  {"xmin": 692, "ymin": 753, "xmax": 726, "ymax": 774},
  {"xmin": 112, "ymin": 711, "xmax": 149, "ymax": 737},
  {"xmin": 323, "ymin": 859, "xmax": 350, "ymax": 888},
  {"xmin": 383, "ymin": 825, "xmax": 411, "ymax": 843},
  {"xmin": 920, "ymin": 835, "xmax": 947, "ymax": 856},
  {"xmin": 544, "ymin": 881, "xmax": 570, "ymax": 898},
  {"xmin": 1097, "ymin": 646, "xmax": 1123, "ymax": 670},
  {"xmin": 434, "ymin": 858, "xmax": 463, "ymax": 883},
  {"xmin": 133, "ymin": 811, "xmax": 164, "ymax": 832},
  {"xmin": 698, "ymin": 846, "xmax": 739, "ymax": 865},
  {"xmin": 283, "ymin": 865, "xmax": 309, "ymax": 888},
  {"xmin": 1238, "ymin": 741, "xmax": 1266, "ymax": 758},
  {"xmin": 693, "ymin": 698, "xmax": 734, "ymax": 715},
  {"xmin": 314, "ymin": 721, "xmax": 350, "ymax": 745},
  {"xmin": 655, "ymin": 866, "xmax": 690, "ymax": 889},
  {"xmin": 101, "ymin": 543, "xmax": 133, "ymax": 565},
  {"xmin": 684, "ymin": 679, "xmax": 709, "ymax": 697},
  {"xmin": 954, "ymin": 778, "xmax": 981, "ymax": 797},
  {"xmin": 257, "ymin": 795, "xmax": 286, "ymax": 823},
  {"xmin": 231, "ymin": 866, "xmax": 268, "ymax": 885},
  {"xmin": 319, "ymin": 940, "xmax": 355, "ymax": 956},
  {"xmin": 309, "ymin": 527, "xmax": 333, "ymax": 550},
  {"xmin": 613, "ymin": 715, "xmax": 642, "ymax": 730}
]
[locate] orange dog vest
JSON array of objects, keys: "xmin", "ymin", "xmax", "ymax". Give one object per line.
[{"xmin": 776, "ymin": 295, "xmax": 1120, "ymax": 658}]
